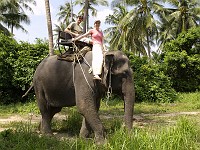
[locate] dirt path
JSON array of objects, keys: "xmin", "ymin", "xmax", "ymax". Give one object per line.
[
  {"xmin": 0, "ymin": 111, "xmax": 200, "ymax": 132},
  {"xmin": 0, "ymin": 113, "xmax": 67, "ymax": 132}
]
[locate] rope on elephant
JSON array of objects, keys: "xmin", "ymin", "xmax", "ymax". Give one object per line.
[
  {"xmin": 82, "ymin": 56, "xmax": 92, "ymax": 71},
  {"xmin": 71, "ymin": 42, "xmax": 94, "ymax": 94},
  {"xmin": 106, "ymin": 59, "xmax": 113, "ymax": 107}
]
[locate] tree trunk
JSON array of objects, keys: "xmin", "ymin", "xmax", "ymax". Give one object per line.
[
  {"xmin": 83, "ymin": 0, "xmax": 89, "ymax": 33},
  {"xmin": 44, "ymin": 0, "xmax": 54, "ymax": 56},
  {"xmin": 71, "ymin": 0, "xmax": 73, "ymax": 22},
  {"xmin": 146, "ymin": 30, "xmax": 151, "ymax": 58}
]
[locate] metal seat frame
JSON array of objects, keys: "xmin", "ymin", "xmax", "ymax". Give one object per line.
[{"xmin": 57, "ymin": 31, "xmax": 92, "ymax": 55}]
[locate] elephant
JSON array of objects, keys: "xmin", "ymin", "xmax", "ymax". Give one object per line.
[{"xmin": 30, "ymin": 50, "xmax": 135, "ymax": 144}]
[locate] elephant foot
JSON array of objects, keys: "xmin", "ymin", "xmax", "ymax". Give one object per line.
[
  {"xmin": 39, "ymin": 123, "xmax": 53, "ymax": 135},
  {"xmin": 41, "ymin": 130, "xmax": 53, "ymax": 135},
  {"xmin": 80, "ymin": 129, "xmax": 90, "ymax": 138},
  {"xmin": 38, "ymin": 122, "xmax": 41, "ymax": 131},
  {"xmin": 95, "ymin": 136, "xmax": 106, "ymax": 145}
]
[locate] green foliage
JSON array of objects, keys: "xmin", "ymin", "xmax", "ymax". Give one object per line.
[
  {"xmin": 0, "ymin": 129, "xmax": 71, "ymax": 150},
  {"xmin": 107, "ymin": 118, "xmax": 200, "ymax": 150},
  {"xmin": 0, "ymin": 33, "xmax": 18, "ymax": 87},
  {"xmin": 52, "ymin": 108, "xmax": 82, "ymax": 136},
  {"xmin": 0, "ymin": 34, "xmax": 48, "ymax": 104},
  {"xmin": 12, "ymin": 39, "xmax": 48, "ymax": 89},
  {"xmin": 163, "ymin": 27, "xmax": 200, "ymax": 92},
  {"xmin": 0, "ymin": 33, "xmax": 19, "ymax": 104},
  {"xmin": 126, "ymin": 52, "xmax": 177, "ymax": 102}
]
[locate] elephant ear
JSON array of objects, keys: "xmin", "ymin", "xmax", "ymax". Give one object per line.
[{"xmin": 102, "ymin": 53, "xmax": 114, "ymax": 86}]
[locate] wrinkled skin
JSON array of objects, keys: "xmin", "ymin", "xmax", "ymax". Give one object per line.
[{"xmin": 33, "ymin": 50, "xmax": 135, "ymax": 144}]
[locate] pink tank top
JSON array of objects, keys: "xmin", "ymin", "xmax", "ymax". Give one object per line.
[{"xmin": 89, "ymin": 29, "xmax": 103, "ymax": 45}]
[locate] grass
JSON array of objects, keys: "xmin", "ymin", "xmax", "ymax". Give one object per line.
[
  {"xmin": 0, "ymin": 101, "xmax": 39, "ymax": 116},
  {"xmin": 0, "ymin": 117, "xmax": 199, "ymax": 150},
  {"xmin": 0, "ymin": 92, "xmax": 199, "ymax": 149}
]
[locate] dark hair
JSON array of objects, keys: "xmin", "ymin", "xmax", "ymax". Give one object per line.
[{"xmin": 78, "ymin": 15, "xmax": 83, "ymax": 19}]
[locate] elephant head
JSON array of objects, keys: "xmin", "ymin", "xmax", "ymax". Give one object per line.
[{"xmin": 102, "ymin": 51, "xmax": 135, "ymax": 130}]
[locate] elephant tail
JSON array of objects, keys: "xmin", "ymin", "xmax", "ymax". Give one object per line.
[{"xmin": 22, "ymin": 83, "xmax": 34, "ymax": 98}]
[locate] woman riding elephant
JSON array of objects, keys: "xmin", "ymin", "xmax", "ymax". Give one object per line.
[
  {"xmin": 30, "ymin": 50, "xmax": 135, "ymax": 145},
  {"xmin": 72, "ymin": 19, "xmax": 107, "ymax": 80}
]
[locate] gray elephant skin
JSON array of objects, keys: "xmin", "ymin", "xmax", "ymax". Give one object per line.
[{"xmin": 33, "ymin": 50, "xmax": 135, "ymax": 144}]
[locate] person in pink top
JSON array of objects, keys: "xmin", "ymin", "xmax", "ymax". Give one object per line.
[{"xmin": 72, "ymin": 19, "xmax": 107, "ymax": 80}]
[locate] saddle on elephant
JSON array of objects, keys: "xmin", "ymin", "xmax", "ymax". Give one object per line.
[{"xmin": 57, "ymin": 45, "xmax": 92, "ymax": 62}]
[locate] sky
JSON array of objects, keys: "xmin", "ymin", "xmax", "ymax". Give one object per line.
[{"xmin": 13, "ymin": 0, "xmax": 113, "ymax": 43}]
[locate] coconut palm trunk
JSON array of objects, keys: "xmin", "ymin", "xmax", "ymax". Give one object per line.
[
  {"xmin": 83, "ymin": 0, "xmax": 89, "ymax": 33},
  {"xmin": 44, "ymin": 0, "xmax": 54, "ymax": 56}
]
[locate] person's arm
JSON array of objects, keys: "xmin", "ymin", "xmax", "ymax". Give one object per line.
[
  {"xmin": 64, "ymin": 28, "xmax": 79, "ymax": 37},
  {"xmin": 64, "ymin": 22, "xmax": 79, "ymax": 37},
  {"xmin": 72, "ymin": 30, "xmax": 91, "ymax": 41}
]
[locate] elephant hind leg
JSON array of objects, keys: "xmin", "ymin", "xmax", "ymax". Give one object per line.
[{"xmin": 39, "ymin": 105, "xmax": 62, "ymax": 134}]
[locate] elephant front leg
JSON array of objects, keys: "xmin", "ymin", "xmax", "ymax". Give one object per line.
[
  {"xmin": 77, "ymin": 101, "xmax": 105, "ymax": 145},
  {"xmin": 80, "ymin": 98, "xmax": 101, "ymax": 139},
  {"xmin": 80, "ymin": 117, "xmax": 92, "ymax": 138}
]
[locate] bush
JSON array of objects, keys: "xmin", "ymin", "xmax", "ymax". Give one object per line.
[
  {"xmin": 0, "ymin": 33, "xmax": 18, "ymax": 104},
  {"xmin": 126, "ymin": 52, "xmax": 177, "ymax": 102},
  {"xmin": 162, "ymin": 27, "xmax": 200, "ymax": 92},
  {"xmin": 13, "ymin": 39, "xmax": 48, "ymax": 91},
  {"xmin": 0, "ymin": 34, "xmax": 48, "ymax": 104}
]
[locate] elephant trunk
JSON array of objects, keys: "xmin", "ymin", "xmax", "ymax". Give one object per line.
[{"xmin": 122, "ymin": 73, "xmax": 135, "ymax": 130}]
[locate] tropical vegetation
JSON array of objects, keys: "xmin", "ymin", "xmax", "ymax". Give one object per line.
[
  {"xmin": 106, "ymin": 0, "xmax": 200, "ymax": 56},
  {"xmin": 0, "ymin": 0, "xmax": 199, "ymax": 104},
  {"xmin": 0, "ymin": 0, "xmax": 36, "ymax": 35},
  {"xmin": 162, "ymin": 27, "xmax": 200, "ymax": 92},
  {"xmin": 0, "ymin": 0, "xmax": 200, "ymax": 148},
  {"xmin": 0, "ymin": 33, "xmax": 48, "ymax": 104}
]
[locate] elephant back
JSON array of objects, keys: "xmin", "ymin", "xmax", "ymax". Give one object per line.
[{"xmin": 33, "ymin": 55, "xmax": 76, "ymax": 107}]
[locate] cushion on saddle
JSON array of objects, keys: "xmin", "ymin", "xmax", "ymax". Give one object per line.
[{"xmin": 57, "ymin": 46, "xmax": 92, "ymax": 62}]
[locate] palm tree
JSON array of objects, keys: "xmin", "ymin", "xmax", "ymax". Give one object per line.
[
  {"xmin": 168, "ymin": 0, "xmax": 200, "ymax": 32},
  {"xmin": 83, "ymin": 0, "xmax": 89, "ymax": 33},
  {"xmin": 44, "ymin": 0, "xmax": 54, "ymax": 56},
  {"xmin": 104, "ymin": 5, "xmax": 131, "ymax": 51},
  {"xmin": 109, "ymin": 0, "xmax": 165, "ymax": 57},
  {"xmin": 53, "ymin": 22, "xmax": 68, "ymax": 38},
  {"xmin": 74, "ymin": 0, "xmax": 108, "ymax": 32},
  {"xmin": 57, "ymin": 2, "xmax": 74, "ymax": 27},
  {"xmin": 157, "ymin": 0, "xmax": 200, "ymax": 50},
  {"xmin": 0, "ymin": 0, "xmax": 10, "ymax": 35},
  {"xmin": 111, "ymin": 0, "xmax": 135, "ymax": 7},
  {"xmin": 0, "ymin": 0, "xmax": 36, "ymax": 34}
]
